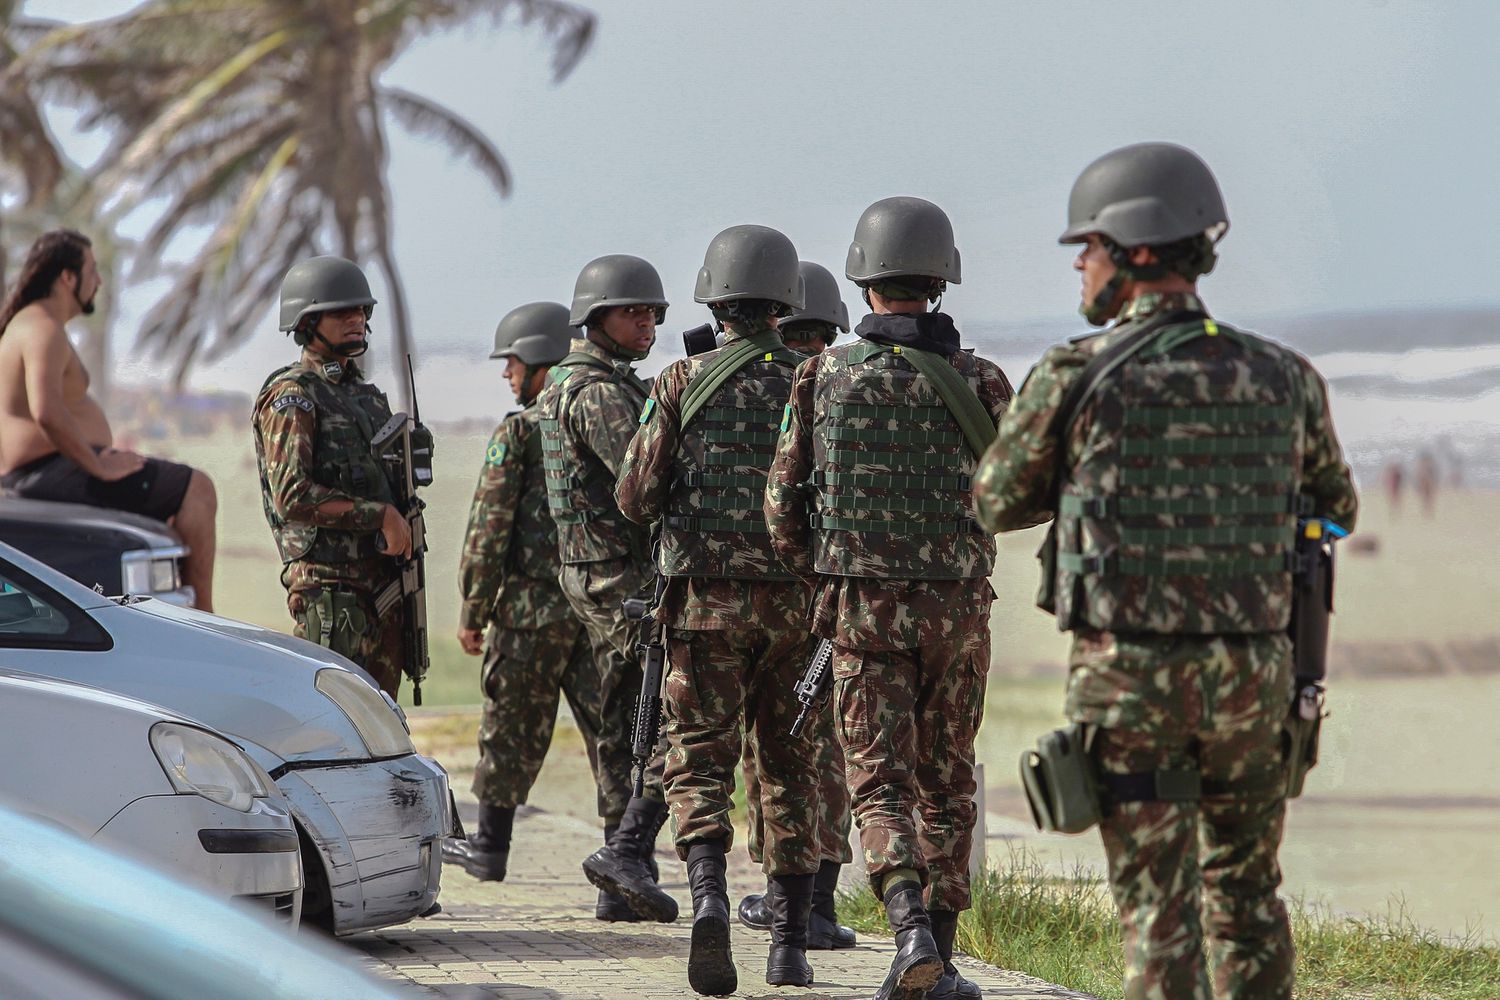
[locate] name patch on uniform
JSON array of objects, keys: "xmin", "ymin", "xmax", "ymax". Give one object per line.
[
  {"xmin": 322, "ymin": 361, "xmax": 343, "ymax": 379},
  {"xmin": 639, "ymin": 399, "xmax": 656, "ymax": 424},
  {"xmin": 780, "ymin": 403, "xmax": 792, "ymax": 433},
  {"xmin": 486, "ymin": 442, "xmax": 508, "ymax": 466},
  {"xmin": 271, "ymin": 394, "xmax": 314, "ymax": 413}
]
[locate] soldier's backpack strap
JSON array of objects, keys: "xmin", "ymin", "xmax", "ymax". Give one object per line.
[
  {"xmin": 550, "ymin": 350, "xmax": 650, "ymax": 399},
  {"xmin": 893, "ymin": 345, "xmax": 997, "ymax": 459},
  {"xmin": 679, "ymin": 331, "xmax": 801, "ymax": 429}
]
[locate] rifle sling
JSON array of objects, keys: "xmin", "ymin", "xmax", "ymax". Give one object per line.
[
  {"xmin": 679, "ymin": 332, "xmax": 801, "ymax": 428},
  {"xmin": 888, "ymin": 346, "xmax": 997, "ymax": 459}
]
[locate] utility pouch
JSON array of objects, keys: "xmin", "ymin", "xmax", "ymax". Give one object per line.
[
  {"xmin": 1019, "ymin": 723, "xmax": 1101, "ymax": 834},
  {"xmin": 299, "ymin": 589, "xmax": 370, "ymax": 662},
  {"xmin": 1034, "ymin": 523, "xmax": 1058, "ymax": 615},
  {"xmin": 1282, "ymin": 683, "xmax": 1325, "ymax": 799}
]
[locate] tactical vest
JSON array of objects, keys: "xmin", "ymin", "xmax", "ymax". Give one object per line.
[
  {"xmin": 256, "ymin": 364, "xmax": 396, "ymax": 565},
  {"xmin": 810, "ymin": 341, "xmax": 996, "ymax": 580},
  {"xmin": 1053, "ymin": 317, "xmax": 1306, "ymax": 635},
  {"xmin": 660, "ymin": 332, "xmax": 800, "ymax": 580},
  {"xmin": 537, "ymin": 351, "xmax": 651, "ymax": 564},
  {"xmin": 507, "ymin": 408, "xmax": 561, "ymax": 581}
]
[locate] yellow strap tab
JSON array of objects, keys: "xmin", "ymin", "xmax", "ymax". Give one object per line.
[
  {"xmin": 1304, "ymin": 520, "xmax": 1322, "ymax": 539},
  {"xmin": 764, "ymin": 352, "xmax": 774, "ymax": 361},
  {"xmin": 1204, "ymin": 319, "xmax": 1219, "ymax": 336},
  {"xmin": 892, "ymin": 345, "xmax": 903, "ymax": 354}
]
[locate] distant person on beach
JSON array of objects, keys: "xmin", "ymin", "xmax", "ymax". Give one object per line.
[
  {"xmin": 1382, "ymin": 460, "xmax": 1405, "ymax": 512},
  {"xmin": 0, "ymin": 230, "xmax": 218, "ymax": 611},
  {"xmin": 973, "ymin": 142, "xmax": 1359, "ymax": 1000},
  {"xmin": 1415, "ymin": 449, "xmax": 1439, "ymax": 517}
]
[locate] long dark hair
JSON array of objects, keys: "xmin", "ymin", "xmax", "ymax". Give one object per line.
[{"xmin": 0, "ymin": 229, "xmax": 92, "ymax": 335}]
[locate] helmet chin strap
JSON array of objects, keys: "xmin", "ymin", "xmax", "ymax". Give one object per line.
[{"xmin": 309, "ymin": 323, "xmax": 371, "ymax": 358}]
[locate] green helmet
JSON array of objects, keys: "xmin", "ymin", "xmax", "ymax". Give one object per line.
[
  {"xmin": 1058, "ymin": 142, "xmax": 1228, "ymax": 247},
  {"xmin": 490, "ymin": 301, "xmax": 572, "ymax": 365},
  {"xmin": 845, "ymin": 197, "xmax": 961, "ymax": 285},
  {"xmin": 780, "ymin": 261, "xmax": 849, "ymax": 333},
  {"xmin": 568, "ymin": 254, "xmax": 669, "ymax": 327},
  {"xmin": 693, "ymin": 225, "xmax": 804, "ymax": 310},
  {"xmin": 278, "ymin": 255, "xmax": 376, "ymax": 332}
]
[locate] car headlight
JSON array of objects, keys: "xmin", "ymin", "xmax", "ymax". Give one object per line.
[
  {"xmin": 315, "ymin": 669, "xmax": 415, "ymax": 758},
  {"xmin": 150, "ymin": 723, "xmax": 273, "ymax": 813}
]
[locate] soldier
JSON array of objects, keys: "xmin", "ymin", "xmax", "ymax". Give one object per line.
[
  {"xmin": 541, "ymin": 255, "xmax": 677, "ymax": 923},
  {"xmin": 972, "ymin": 142, "xmax": 1359, "ymax": 1000},
  {"xmin": 253, "ymin": 255, "xmax": 426, "ymax": 698},
  {"xmin": 766, "ymin": 199, "xmax": 1013, "ymax": 1000},
  {"xmin": 443, "ymin": 301, "xmax": 607, "ymax": 882},
  {"xmin": 614, "ymin": 226, "xmax": 826, "ymax": 995},
  {"xmin": 736, "ymin": 259, "xmax": 858, "ymax": 953}
]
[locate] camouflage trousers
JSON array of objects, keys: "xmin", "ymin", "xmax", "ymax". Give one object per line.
[
  {"xmin": 472, "ymin": 618, "xmax": 606, "ymax": 814},
  {"xmin": 559, "ymin": 556, "xmax": 665, "ymax": 821},
  {"xmin": 663, "ymin": 626, "xmax": 825, "ymax": 876},
  {"xmin": 287, "ymin": 572, "xmax": 405, "ymax": 699},
  {"xmin": 741, "ymin": 693, "xmax": 853, "ymax": 867},
  {"xmin": 833, "ymin": 629, "xmax": 988, "ymax": 912},
  {"xmin": 1067, "ymin": 630, "xmax": 1296, "ymax": 1000}
]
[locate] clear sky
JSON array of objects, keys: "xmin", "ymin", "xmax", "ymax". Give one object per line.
[{"xmin": 24, "ymin": 0, "xmax": 1500, "ymax": 391}]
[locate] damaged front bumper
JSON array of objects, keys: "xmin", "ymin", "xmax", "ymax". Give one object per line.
[{"xmin": 276, "ymin": 752, "xmax": 451, "ymax": 935}]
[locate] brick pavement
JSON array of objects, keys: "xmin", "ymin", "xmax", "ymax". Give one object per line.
[{"xmin": 354, "ymin": 801, "xmax": 1096, "ymax": 1000}]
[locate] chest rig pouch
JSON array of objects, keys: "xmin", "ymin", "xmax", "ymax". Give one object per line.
[
  {"xmin": 660, "ymin": 331, "xmax": 800, "ymax": 580},
  {"xmin": 511, "ymin": 410, "xmax": 561, "ymax": 580},
  {"xmin": 810, "ymin": 341, "xmax": 996, "ymax": 580},
  {"xmin": 1052, "ymin": 319, "xmax": 1307, "ymax": 634}
]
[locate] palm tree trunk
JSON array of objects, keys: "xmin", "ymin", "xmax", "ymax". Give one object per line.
[{"xmin": 374, "ymin": 231, "xmax": 416, "ymax": 416}]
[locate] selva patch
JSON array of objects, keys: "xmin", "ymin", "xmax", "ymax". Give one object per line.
[{"xmin": 271, "ymin": 394, "xmax": 314, "ymax": 413}]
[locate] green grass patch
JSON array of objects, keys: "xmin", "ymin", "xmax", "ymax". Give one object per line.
[{"xmin": 837, "ymin": 850, "xmax": 1500, "ymax": 1000}]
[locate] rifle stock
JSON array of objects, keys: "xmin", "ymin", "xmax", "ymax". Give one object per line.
[{"xmin": 372, "ymin": 409, "xmax": 431, "ymax": 705}]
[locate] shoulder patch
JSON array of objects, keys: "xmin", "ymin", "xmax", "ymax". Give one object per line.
[
  {"xmin": 638, "ymin": 398, "xmax": 656, "ymax": 424},
  {"xmin": 271, "ymin": 394, "xmax": 314, "ymax": 413},
  {"xmin": 486, "ymin": 442, "xmax": 508, "ymax": 466},
  {"xmin": 780, "ymin": 402, "xmax": 792, "ymax": 433}
]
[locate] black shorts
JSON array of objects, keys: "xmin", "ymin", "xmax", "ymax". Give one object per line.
[{"xmin": 0, "ymin": 447, "xmax": 194, "ymax": 523}]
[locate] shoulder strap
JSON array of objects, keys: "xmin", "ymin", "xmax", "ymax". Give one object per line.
[
  {"xmin": 1051, "ymin": 309, "xmax": 1204, "ymax": 442},
  {"xmin": 679, "ymin": 331, "xmax": 799, "ymax": 428},
  {"xmin": 551, "ymin": 350, "xmax": 650, "ymax": 400},
  {"xmin": 895, "ymin": 346, "xmax": 997, "ymax": 458},
  {"xmin": 259, "ymin": 363, "xmax": 299, "ymax": 395}
]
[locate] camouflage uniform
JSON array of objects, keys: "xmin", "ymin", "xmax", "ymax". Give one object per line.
[
  {"xmin": 973, "ymin": 291, "xmax": 1360, "ymax": 999},
  {"xmin": 764, "ymin": 314, "xmax": 1014, "ymax": 913},
  {"xmin": 459, "ymin": 404, "xmax": 605, "ymax": 813},
  {"xmin": 741, "ymin": 699, "xmax": 853, "ymax": 869},
  {"xmin": 615, "ymin": 319, "xmax": 825, "ymax": 876},
  {"xmin": 253, "ymin": 353, "xmax": 405, "ymax": 696},
  {"xmin": 536, "ymin": 336, "xmax": 662, "ymax": 816}
]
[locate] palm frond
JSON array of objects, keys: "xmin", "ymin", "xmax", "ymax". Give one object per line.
[{"xmin": 379, "ymin": 85, "xmax": 511, "ymax": 196}]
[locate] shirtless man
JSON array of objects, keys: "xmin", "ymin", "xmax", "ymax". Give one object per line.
[{"xmin": 0, "ymin": 230, "xmax": 218, "ymax": 610}]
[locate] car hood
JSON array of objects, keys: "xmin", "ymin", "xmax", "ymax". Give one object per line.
[{"xmin": 40, "ymin": 600, "xmax": 378, "ymax": 767}]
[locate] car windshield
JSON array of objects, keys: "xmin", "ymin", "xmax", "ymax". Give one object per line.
[{"xmin": 0, "ymin": 562, "xmax": 110, "ymax": 651}]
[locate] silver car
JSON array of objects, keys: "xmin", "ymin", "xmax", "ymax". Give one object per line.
[
  {"xmin": 0, "ymin": 541, "xmax": 452, "ymax": 935},
  {"xmin": 0, "ymin": 669, "xmax": 301, "ymax": 924}
]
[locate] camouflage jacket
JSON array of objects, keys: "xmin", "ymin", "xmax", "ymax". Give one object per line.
[
  {"xmin": 617, "ymin": 319, "xmax": 810, "ymax": 632},
  {"xmin": 253, "ymin": 353, "xmax": 397, "ymax": 592},
  {"xmin": 536, "ymin": 337, "xmax": 653, "ymax": 566},
  {"xmin": 972, "ymin": 291, "xmax": 1360, "ymax": 633},
  {"xmin": 458, "ymin": 403, "xmax": 571, "ymax": 631},
  {"xmin": 765, "ymin": 315, "xmax": 1014, "ymax": 651}
]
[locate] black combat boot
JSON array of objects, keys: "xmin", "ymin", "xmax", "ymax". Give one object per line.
[
  {"xmin": 581, "ymin": 797, "xmax": 679, "ymax": 922},
  {"xmin": 439, "ymin": 803, "xmax": 513, "ymax": 881},
  {"xmin": 926, "ymin": 909, "xmax": 981, "ymax": 1000},
  {"xmin": 873, "ymin": 881, "xmax": 943, "ymax": 1000},
  {"xmin": 595, "ymin": 824, "xmax": 645, "ymax": 922},
  {"xmin": 736, "ymin": 877, "xmax": 773, "ymax": 931},
  {"xmin": 808, "ymin": 860, "xmax": 858, "ymax": 950},
  {"xmin": 685, "ymin": 839, "xmax": 736, "ymax": 996},
  {"xmin": 765, "ymin": 872, "xmax": 815, "ymax": 987}
]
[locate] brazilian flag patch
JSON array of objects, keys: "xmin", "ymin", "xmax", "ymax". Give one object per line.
[
  {"xmin": 780, "ymin": 403, "xmax": 792, "ymax": 433},
  {"xmin": 639, "ymin": 399, "xmax": 656, "ymax": 424},
  {"xmin": 486, "ymin": 442, "xmax": 508, "ymax": 466}
]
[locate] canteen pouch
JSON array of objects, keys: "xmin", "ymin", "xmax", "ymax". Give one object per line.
[
  {"xmin": 1019, "ymin": 723, "xmax": 1101, "ymax": 834},
  {"xmin": 1281, "ymin": 683, "xmax": 1325, "ymax": 799},
  {"xmin": 1034, "ymin": 523, "xmax": 1058, "ymax": 616},
  {"xmin": 298, "ymin": 589, "xmax": 370, "ymax": 662}
]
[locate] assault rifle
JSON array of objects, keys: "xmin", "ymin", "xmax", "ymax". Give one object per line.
[
  {"xmin": 623, "ymin": 571, "xmax": 668, "ymax": 797},
  {"xmin": 789, "ymin": 639, "xmax": 834, "ymax": 738},
  {"xmin": 372, "ymin": 355, "xmax": 434, "ymax": 704}
]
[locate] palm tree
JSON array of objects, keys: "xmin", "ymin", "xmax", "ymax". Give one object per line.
[
  {"xmin": 15, "ymin": 0, "xmax": 594, "ymax": 407},
  {"xmin": 0, "ymin": 1, "xmax": 63, "ymax": 289}
]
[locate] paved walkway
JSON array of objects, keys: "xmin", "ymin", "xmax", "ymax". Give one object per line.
[{"xmin": 355, "ymin": 801, "xmax": 1096, "ymax": 1000}]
